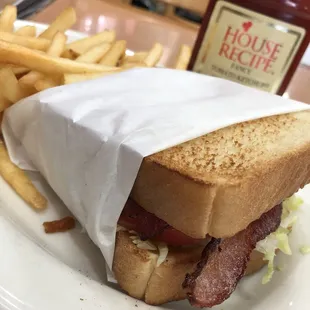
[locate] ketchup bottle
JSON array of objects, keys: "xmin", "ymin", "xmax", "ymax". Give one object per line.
[{"xmin": 188, "ymin": 0, "xmax": 310, "ymax": 95}]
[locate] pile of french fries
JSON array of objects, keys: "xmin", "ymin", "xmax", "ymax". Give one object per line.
[{"xmin": 0, "ymin": 5, "xmax": 192, "ymax": 211}]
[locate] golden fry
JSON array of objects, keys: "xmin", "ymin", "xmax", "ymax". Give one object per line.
[
  {"xmin": 99, "ymin": 40, "xmax": 126, "ymax": 66},
  {"xmin": 0, "ymin": 142, "xmax": 47, "ymax": 209},
  {"xmin": 63, "ymin": 63, "xmax": 145, "ymax": 84},
  {"xmin": 0, "ymin": 31, "xmax": 51, "ymax": 51},
  {"xmin": 0, "ymin": 92, "xmax": 12, "ymax": 113},
  {"xmin": 19, "ymin": 71, "xmax": 44, "ymax": 88},
  {"xmin": 12, "ymin": 66, "xmax": 30, "ymax": 75},
  {"xmin": 20, "ymin": 32, "xmax": 67, "ymax": 87},
  {"xmin": 0, "ymin": 41, "xmax": 120, "ymax": 75},
  {"xmin": 144, "ymin": 43, "xmax": 164, "ymax": 67},
  {"xmin": 39, "ymin": 7, "xmax": 76, "ymax": 39},
  {"xmin": 34, "ymin": 78, "xmax": 59, "ymax": 92},
  {"xmin": 43, "ymin": 216, "xmax": 76, "ymax": 233},
  {"xmin": 76, "ymin": 42, "xmax": 111, "ymax": 64},
  {"xmin": 15, "ymin": 25, "xmax": 36, "ymax": 37},
  {"xmin": 66, "ymin": 30, "xmax": 116, "ymax": 55},
  {"xmin": 46, "ymin": 32, "xmax": 67, "ymax": 56},
  {"xmin": 0, "ymin": 5, "xmax": 16, "ymax": 32},
  {"xmin": 0, "ymin": 68, "xmax": 29, "ymax": 103},
  {"xmin": 122, "ymin": 52, "xmax": 147, "ymax": 65},
  {"xmin": 62, "ymin": 49, "xmax": 78, "ymax": 60},
  {"xmin": 0, "ymin": 112, "xmax": 3, "ymax": 133},
  {"xmin": 120, "ymin": 62, "xmax": 147, "ymax": 70},
  {"xmin": 174, "ymin": 45, "xmax": 192, "ymax": 70},
  {"xmin": 63, "ymin": 72, "xmax": 118, "ymax": 84},
  {"xmin": 0, "ymin": 64, "xmax": 30, "ymax": 75}
]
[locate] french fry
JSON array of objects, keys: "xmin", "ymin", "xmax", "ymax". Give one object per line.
[
  {"xmin": 0, "ymin": 92, "xmax": 12, "ymax": 112},
  {"xmin": 123, "ymin": 52, "xmax": 148, "ymax": 65},
  {"xmin": 76, "ymin": 43, "xmax": 111, "ymax": 64},
  {"xmin": 120, "ymin": 62, "xmax": 147, "ymax": 69},
  {"xmin": 99, "ymin": 40, "xmax": 126, "ymax": 66},
  {"xmin": 63, "ymin": 63, "xmax": 145, "ymax": 84},
  {"xmin": 65, "ymin": 30, "xmax": 116, "ymax": 55},
  {"xmin": 0, "ymin": 68, "xmax": 29, "ymax": 103},
  {"xmin": 15, "ymin": 25, "xmax": 36, "ymax": 37},
  {"xmin": 39, "ymin": 7, "xmax": 76, "ymax": 39},
  {"xmin": 13, "ymin": 67, "xmax": 30, "ymax": 75},
  {"xmin": 0, "ymin": 5, "xmax": 16, "ymax": 32},
  {"xmin": 0, "ymin": 142, "xmax": 47, "ymax": 210},
  {"xmin": 20, "ymin": 32, "xmax": 67, "ymax": 87},
  {"xmin": 0, "ymin": 31, "xmax": 51, "ymax": 51},
  {"xmin": 62, "ymin": 49, "xmax": 78, "ymax": 60},
  {"xmin": 48, "ymin": 32, "xmax": 67, "ymax": 56},
  {"xmin": 43, "ymin": 216, "xmax": 76, "ymax": 233},
  {"xmin": 144, "ymin": 43, "xmax": 164, "ymax": 67},
  {"xmin": 34, "ymin": 78, "xmax": 60, "ymax": 92},
  {"xmin": 0, "ymin": 41, "xmax": 120, "ymax": 75},
  {"xmin": 0, "ymin": 64, "xmax": 30, "ymax": 75},
  {"xmin": 19, "ymin": 71, "xmax": 42, "ymax": 88},
  {"xmin": 174, "ymin": 45, "xmax": 192, "ymax": 70},
  {"xmin": 0, "ymin": 112, "xmax": 3, "ymax": 133},
  {"xmin": 20, "ymin": 84, "xmax": 37, "ymax": 97},
  {"xmin": 63, "ymin": 72, "xmax": 118, "ymax": 84}
]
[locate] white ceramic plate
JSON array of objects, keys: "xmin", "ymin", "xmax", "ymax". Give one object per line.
[{"xmin": 0, "ymin": 20, "xmax": 309, "ymax": 310}]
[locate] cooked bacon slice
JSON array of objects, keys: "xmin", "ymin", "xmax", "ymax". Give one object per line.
[
  {"xmin": 183, "ymin": 204, "xmax": 282, "ymax": 308},
  {"xmin": 118, "ymin": 199, "xmax": 169, "ymax": 240},
  {"xmin": 118, "ymin": 199, "xmax": 204, "ymax": 246}
]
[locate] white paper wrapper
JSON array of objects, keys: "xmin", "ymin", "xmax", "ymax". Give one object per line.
[{"xmin": 2, "ymin": 68, "xmax": 310, "ymax": 271}]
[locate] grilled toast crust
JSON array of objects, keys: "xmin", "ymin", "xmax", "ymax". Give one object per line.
[{"xmin": 131, "ymin": 111, "xmax": 310, "ymax": 238}]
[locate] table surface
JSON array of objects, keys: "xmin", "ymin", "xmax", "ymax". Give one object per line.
[{"xmin": 31, "ymin": 0, "xmax": 310, "ymax": 104}]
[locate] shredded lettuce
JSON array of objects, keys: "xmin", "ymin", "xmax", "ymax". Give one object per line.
[
  {"xmin": 275, "ymin": 265, "xmax": 284, "ymax": 272},
  {"xmin": 255, "ymin": 195, "xmax": 303, "ymax": 284},
  {"xmin": 157, "ymin": 243, "xmax": 169, "ymax": 266},
  {"xmin": 300, "ymin": 246, "xmax": 310, "ymax": 255}
]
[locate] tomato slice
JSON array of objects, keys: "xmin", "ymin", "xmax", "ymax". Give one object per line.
[
  {"xmin": 118, "ymin": 199, "xmax": 204, "ymax": 246},
  {"xmin": 153, "ymin": 227, "xmax": 204, "ymax": 246}
]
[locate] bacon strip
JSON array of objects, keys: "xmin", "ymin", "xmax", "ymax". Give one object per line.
[
  {"xmin": 183, "ymin": 204, "xmax": 282, "ymax": 308},
  {"xmin": 119, "ymin": 199, "xmax": 205, "ymax": 246},
  {"xmin": 118, "ymin": 199, "xmax": 169, "ymax": 240}
]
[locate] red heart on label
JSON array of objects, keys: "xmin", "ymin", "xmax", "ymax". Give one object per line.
[{"xmin": 242, "ymin": 21, "xmax": 252, "ymax": 32}]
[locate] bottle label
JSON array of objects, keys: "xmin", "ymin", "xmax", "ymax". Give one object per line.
[{"xmin": 192, "ymin": 0, "xmax": 306, "ymax": 93}]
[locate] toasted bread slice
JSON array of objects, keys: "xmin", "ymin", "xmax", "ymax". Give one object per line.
[
  {"xmin": 113, "ymin": 232, "xmax": 267, "ymax": 305},
  {"xmin": 145, "ymin": 245, "xmax": 203, "ymax": 305},
  {"xmin": 131, "ymin": 111, "xmax": 310, "ymax": 238},
  {"xmin": 112, "ymin": 231, "xmax": 158, "ymax": 299}
]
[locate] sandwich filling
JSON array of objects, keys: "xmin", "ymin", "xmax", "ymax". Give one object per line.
[
  {"xmin": 182, "ymin": 204, "xmax": 282, "ymax": 308},
  {"xmin": 117, "ymin": 197, "xmax": 301, "ymax": 308},
  {"xmin": 255, "ymin": 195, "xmax": 303, "ymax": 284},
  {"xmin": 118, "ymin": 199, "xmax": 205, "ymax": 247}
]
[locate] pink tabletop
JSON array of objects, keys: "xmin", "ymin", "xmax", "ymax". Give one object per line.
[{"xmin": 31, "ymin": 0, "xmax": 310, "ymax": 103}]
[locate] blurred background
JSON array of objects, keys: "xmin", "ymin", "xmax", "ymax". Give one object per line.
[
  {"xmin": 0, "ymin": 0, "xmax": 53, "ymax": 18},
  {"xmin": 130, "ymin": 0, "xmax": 204, "ymax": 24},
  {"xmin": 2, "ymin": 0, "xmax": 207, "ymax": 24},
  {"xmin": 3, "ymin": 0, "xmax": 309, "ymax": 103}
]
